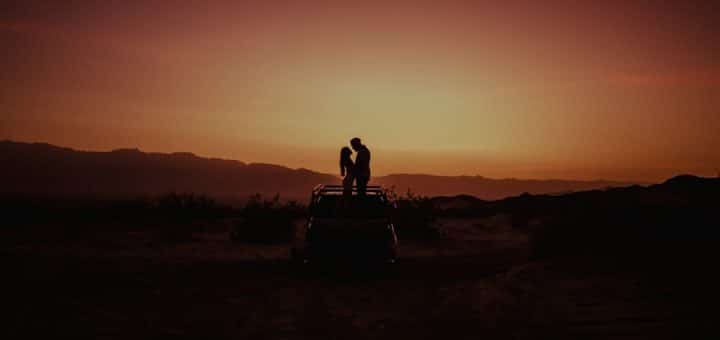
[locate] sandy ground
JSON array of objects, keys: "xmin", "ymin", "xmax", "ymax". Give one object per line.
[{"xmin": 2, "ymin": 218, "xmax": 706, "ymax": 339}]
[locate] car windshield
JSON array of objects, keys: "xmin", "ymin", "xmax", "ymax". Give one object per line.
[{"xmin": 312, "ymin": 194, "xmax": 389, "ymax": 218}]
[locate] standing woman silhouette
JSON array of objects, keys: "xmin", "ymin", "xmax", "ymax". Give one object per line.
[{"xmin": 339, "ymin": 147, "xmax": 355, "ymax": 199}]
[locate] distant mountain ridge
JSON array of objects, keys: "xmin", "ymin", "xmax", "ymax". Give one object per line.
[
  {"xmin": 1, "ymin": 140, "xmax": 643, "ymax": 201},
  {"xmin": 373, "ymin": 173, "xmax": 639, "ymax": 200},
  {"xmin": 429, "ymin": 174, "xmax": 717, "ymax": 213},
  {"xmin": 0, "ymin": 140, "xmax": 337, "ymax": 202}
]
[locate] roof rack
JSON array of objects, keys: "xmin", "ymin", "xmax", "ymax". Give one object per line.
[{"xmin": 312, "ymin": 184, "xmax": 385, "ymax": 195}]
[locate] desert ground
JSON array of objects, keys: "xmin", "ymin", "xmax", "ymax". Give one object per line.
[{"xmin": 4, "ymin": 215, "xmax": 709, "ymax": 340}]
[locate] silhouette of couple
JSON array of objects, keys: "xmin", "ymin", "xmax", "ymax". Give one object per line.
[{"xmin": 339, "ymin": 137, "xmax": 371, "ymax": 198}]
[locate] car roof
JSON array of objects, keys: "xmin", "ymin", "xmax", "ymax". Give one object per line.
[{"xmin": 312, "ymin": 184, "xmax": 385, "ymax": 197}]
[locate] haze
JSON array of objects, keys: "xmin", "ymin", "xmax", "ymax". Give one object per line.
[{"xmin": 2, "ymin": 1, "xmax": 719, "ymax": 182}]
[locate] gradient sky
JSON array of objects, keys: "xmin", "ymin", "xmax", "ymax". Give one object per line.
[{"xmin": 2, "ymin": 0, "xmax": 719, "ymax": 181}]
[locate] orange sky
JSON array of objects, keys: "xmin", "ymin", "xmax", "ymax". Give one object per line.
[{"xmin": 2, "ymin": 1, "xmax": 719, "ymax": 182}]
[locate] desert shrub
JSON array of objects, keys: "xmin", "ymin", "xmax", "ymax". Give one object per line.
[
  {"xmin": 230, "ymin": 194, "xmax": 306, "ymax": 243},
  {"xmin": 386, "ymin": 188, "xmax": 444, "ymax": 240},
  {"xmin": 153, "ymin": 192, "xmax": 231, "ymax": 221},
  {"xmin": 0, "ymin": 193, "xmax": 235, "ymax": 244},
  {"xmin": 147, "ymin": 192, "xmax": 234, "ymax": 242}
]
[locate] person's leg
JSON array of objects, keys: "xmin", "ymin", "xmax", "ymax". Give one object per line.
[
  {"xmin": 356, "ymin": 176, "xmax": 368, "ymax": 197},
  {"xmin": 342, "ymin": 175, "xmax": 354, "ymax": 210},
  {"xmin": 342, "ymin": 175, "xmax": 353, "ymax": 197}
]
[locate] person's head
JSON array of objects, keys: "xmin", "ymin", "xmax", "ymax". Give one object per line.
[
  {"xmin": 340, "ymin": 146, "xmax": 353, "ymax": 160},
  {"xmin": 350, "ymin": 137, "xmax": 363, "ymax": 151}
]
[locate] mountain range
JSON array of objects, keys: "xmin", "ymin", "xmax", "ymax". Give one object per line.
[{"xmin": 0, "ymin": 140, "xmax": 642, "ymax": 202}]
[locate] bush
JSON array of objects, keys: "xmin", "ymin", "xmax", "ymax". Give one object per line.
[
  {"xmin": 386, "ymin": 188, "xmax": 444, "ymax": 240},
  {"xmin": 0, "ymin": 193, "xmax": 234, "ymax": 244},
  {"xmin": 153, "ymin": 192, "xmax": 230, "ymax": 221},
  {"xmin": 230, "ymin": 194, "xmax": 306, "ymax": 243}
]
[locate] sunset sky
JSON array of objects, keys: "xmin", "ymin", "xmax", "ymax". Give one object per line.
[{"xmin": 2, "ymin": 1, "xmax": 719, "ymax": 181}]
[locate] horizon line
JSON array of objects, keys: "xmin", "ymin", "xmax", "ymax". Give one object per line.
[{"xmin": 1, "ymin": 138, "xmax": 665, "ymax": 184}]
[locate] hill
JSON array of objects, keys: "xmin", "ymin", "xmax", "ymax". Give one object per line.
[
  {"xmin": 426, "ymin": 174, "xmax": 720, "ymax": 255},
  {"xmin": 375, "ymin": 173, "xmax": 638, "ymax": 200},
  {"xmin": 430, "ymin": 174, "xmax": 718, "ymax": 215},
  {"xmin": 0, "ymin": 140, "xmax": 337, "ymax": 202},
  {"xmin": 0, "ymin": 140, "xmax": 642, "ymax": 201}
]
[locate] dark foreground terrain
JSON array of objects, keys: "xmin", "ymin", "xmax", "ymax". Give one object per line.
[
  {"xmin": 3, "ymin": 223, "xmax": 713, "ymax": 339},
  {"xmin": 3, "ymin": 175, "xmax": 718, "ymax": 339}
]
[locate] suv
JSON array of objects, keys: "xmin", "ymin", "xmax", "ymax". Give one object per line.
[{"xmin": 292, "ymin": 185, "xmax": 398, "ymax": 264}]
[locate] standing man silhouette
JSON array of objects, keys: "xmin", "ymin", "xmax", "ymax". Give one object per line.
[{"xmin": 350, "ymin": 137, "xmax": 371, "ymax": 196}]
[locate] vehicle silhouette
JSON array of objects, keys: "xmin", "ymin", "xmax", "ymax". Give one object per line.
[{"xmin": 292, "ymin": 185, "xmax": 398, "ymax": 264}]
